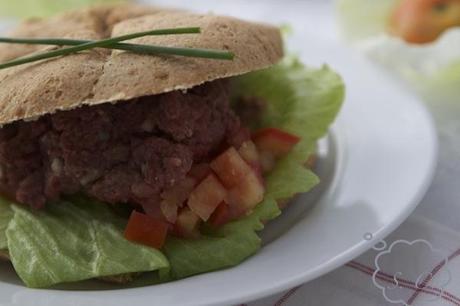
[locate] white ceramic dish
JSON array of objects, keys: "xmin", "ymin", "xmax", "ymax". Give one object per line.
[{"xmin": 0, "ymin": 26, "xmax": 437, "ymax": 306}]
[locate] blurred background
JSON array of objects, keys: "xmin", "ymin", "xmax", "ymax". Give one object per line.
[{"xmin": 0, "ymin": 0, "xmax": 124, "ymax": 18}]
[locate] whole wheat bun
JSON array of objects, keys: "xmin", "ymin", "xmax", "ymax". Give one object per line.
[{"xmin": 0, "ymin": 4, "xmax": 283, "ymax": 127}]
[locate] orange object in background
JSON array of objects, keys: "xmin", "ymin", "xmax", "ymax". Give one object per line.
[{"xmin": 389, "ymin": 0, "xmax": 460, "ymax": 44}]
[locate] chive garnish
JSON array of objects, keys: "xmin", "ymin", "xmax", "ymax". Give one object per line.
[
  {"xmin": 0, "ymin": 38, "xmax": 234, "ymax": 60},
  {"xmin": 0, "ymin": 27, "xmax": 234, "ymax": 70}
]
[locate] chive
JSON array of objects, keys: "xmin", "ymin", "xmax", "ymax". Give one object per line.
[
  {"xmin": 0, "ymin": 37, "xmax": 235, "ymax": 60},
  {"xmin": 0, "ymin": 27, "xmax": 233, "ymax": 70}
]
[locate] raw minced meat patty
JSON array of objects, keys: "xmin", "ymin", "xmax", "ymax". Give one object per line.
[{"xmin": 0, "ymin": 79, "xmax": 245, "ymax": 210}]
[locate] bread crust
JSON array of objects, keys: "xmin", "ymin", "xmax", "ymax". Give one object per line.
[{"xmin": 0, "ymin": 4, "xmax": 283, "ymax": 126}]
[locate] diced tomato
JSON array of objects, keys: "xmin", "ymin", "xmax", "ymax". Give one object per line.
[
  {"xmin": 209, "ymin": 202, "xmax": 232, "ymax": 227},
  {"xmin": 187, "ymin": 174, "xmax": 228, "ymax": 221},
  {"xmin": 238, "ymin": 140, "xmax": 260, "ymax": 167},
  {"xmin": 210, "ymin": 145, "xmax": 266, "ymax": 218},
  {"xmin": 210, "ymin": 147, "xmax": 253, "ymax": 188},
  {"xmin": 161, "ymin": 177, "xmax": 196, "ymax": 207},
  {"xmin": 188, "ymin": 163, "xmax": 212, "ymax": 183},
  {"xmin": 227, "ymin": 170, "xmax": 265, "ymax": 213},
  {"xmin": 160, "ymin": 200, "xmax": 178, "ymax": 223},
  {"xmin": 174, "ymin": 207, "xmax": 202, "ymax": 238},
  {"xmin": 239, "ymin": 140, "xmax": 265, "ymax": 178},
  {"xmin": 252, "ymin": 128, "xmax": 300, "ymax": 158},
  {"xmin": 124, "ymin": 211, "xmax": 169, "ymax": 249}
]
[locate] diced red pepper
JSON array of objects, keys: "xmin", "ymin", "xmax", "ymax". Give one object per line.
[
  {"xmin": 124, "ymin": 211, "xmax": 169, "ymax": 249},
  {"xmin": 252, "ymin": 128, "xmax": 300, "ymax": 158},
  {"xmin": 174, "ymin": 207, "xmax": 202, "ymax": 239},
  {"xmin": 210, "ymin": 147, "xmax": 253, "ymax": 188},
  {"xmin": 209, "ymin": 202, "xmax": 232, "ymax": 227},
  {"xmin": 160, "ymin": 200, "xmax": 178, "ymax": 223},
  {"xmin": 227, "ymin": 169, "xmax": 265, "ymax": 213},
  {"xmin": 238, "ymin": 140, "xmax": 261, "ymax": 169},
  {"xmin": 188, "ymin": 174, "xmax": 228, "ymax": 221}
]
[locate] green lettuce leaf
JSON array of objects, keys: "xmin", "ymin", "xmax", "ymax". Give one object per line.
[
  {"xmin": 6, "ymin": 200, "xmax": 168, "ymax": 288},
  {"xmin": 160, "ymin": 57, "xmax": 344, "ymax": 280},
  {"xmin": 161, "ymin": 197, "xmax": 280, "ymax": 280},
  {"xmin": 233, "ymin": 57, "xmax": 345, "ymax": 145},
  {"xmin": 337, "ymin": 0, "xmax": 460, "ymax": 103},
  {"xmin": 235, "ymin": 57, "xmax": 342, "ymax": 200},
  {"xmin": 0, "ymin": 0, "xmax": 127, "ymax": 18},
  {"xmin": 0, "ymin": 56, "xmax": 344, "ymax": 287}
]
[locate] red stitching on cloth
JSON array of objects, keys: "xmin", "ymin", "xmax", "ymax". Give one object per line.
[
  {"xmin": 349, "ymin": 262, "xmax": 460, "ymax": 305},
  {"xmin": 407, "ymin": 248, "xmax": 460, "ymax": 305},
  {"xmin": 346, "ymin": 261, "xmax": 460, "ymax": 305},
  {"xmin": 448, "ymin": 249, "xmax": 460, "ymax": 261},
  {"xmin": 350, "ymin": 261, "xmax": 456, "ymax": 298},
  {"xmin": 348, "ymin": 262, "xmax": 460, "ymax": 306},
  {"xmin": 242, "ymin": 248, "xmax": 460, "ymax": 306},
  {"xmin": 273, "ymin": 286, "xmax": 301, "ymax": 306},
  {"xmin": 348, "ymin": 262, "xmax": 453, "ymax": 298}
]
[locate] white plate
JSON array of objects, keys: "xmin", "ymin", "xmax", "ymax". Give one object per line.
[{"xmin": 0, "ymin": 28, "xmax": 437, "ymax": 306}]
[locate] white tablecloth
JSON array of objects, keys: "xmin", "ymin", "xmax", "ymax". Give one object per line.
[{"xmin": 246, "ymin": 215, "xmax": 460, "ymax": 306}]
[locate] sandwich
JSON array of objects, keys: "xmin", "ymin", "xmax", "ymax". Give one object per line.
[{"xmin": 0, "ymin": 4, "xmax": 344, "ymax": 288}]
